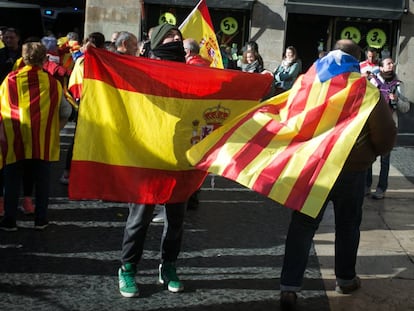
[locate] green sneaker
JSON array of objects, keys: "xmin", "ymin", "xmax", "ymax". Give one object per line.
[
  {"xmin": 159, "ymin": 262, "xmax": 184, "ymax": 293},
  {"xmin": 118, "ymin": 263, "xmax": 139, "ymax": 297}
]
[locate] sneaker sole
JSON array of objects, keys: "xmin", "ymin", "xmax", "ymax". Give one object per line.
[
  {"xmin": 168, "ymin": 284, "xmax": 184, "ymax": 293},
  {"xmin": 34, "ymin": 224, "xmax": 49, "ymax": 230},
  {"xmin": 119, "ymin": 290, "xmax": 139, "ymax": 298}
]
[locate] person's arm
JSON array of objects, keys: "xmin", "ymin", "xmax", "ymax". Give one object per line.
[
  {"xmin": 59, "ymin": 96, "xmax": 72, "ymax": 130},
  {"xmin": 395, "ymin": 82, "xmax": 411, "ymax": 113},
  {"xmin": 368, "ymin": 96, "xmax": 397, "ymax": 156}
]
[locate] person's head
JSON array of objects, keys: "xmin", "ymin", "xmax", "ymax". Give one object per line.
[
  {"xmin": 365, "ymin": 47, "xmax": 378, "ymax": 63},
  {"xmin": 41, "ymin": 35, "xmax": 58, "ymax": 53},
  {"xmin": 115, "ymin": 31, "xmax": 138, "ymax": 56},
  {"xmin": 0, "ymin": 26, "xmax": 8, "ymax": 42},
  {"xmin": 66, "ymin": 31, "xmax": 79, "ymax": 41},
  {"xmin": 334, "ymin": 39, "xmax": 362, "ymax": 61},
  {"xmin": 111, "ymin": 31, "xmax": 119, "ymax": 43},
  {"xmin": 284, "ymin": 46, "xmax": 297, "ymax": 61},
  {"xmin": 242, "ymin": 50, "xmax": 258, "ymax": 64},
  {"xmin": 183, "ymin": 38, "xmax": 200, "ymax": 58},
  {"xmin": 22, "ymin": 42, "xmax": 47, "ymax": 66},
  {"xmin": 246, "ymin": 41, "xmax": 259, "ymax": 52},
  {"xmin": 3, "ymin": 28, "xmax": 20, "ymax": 50},
  {"xmin": 150, "ymin": 23, "xmax": 182, "ymax": 50},
  {"xmin": 379, "ymin": 58, "xmax": 395, "ymax": 74},
  {"xmin": 85, "ymin": 32, "xmax": 106, "ymax": 49}
]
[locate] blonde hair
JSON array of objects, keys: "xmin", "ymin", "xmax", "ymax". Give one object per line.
[{"xmin": 22, "ymin": 42, "xmax": 47, "ymax": 66}]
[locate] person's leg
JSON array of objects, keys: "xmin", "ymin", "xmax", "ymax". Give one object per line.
[
  {"xmin": 119, "ymin": 203, "xmax": 154, "ymax": 297},
  {"xmin": 121, "ymin": 203, "xmax": 155, "ymax": 265},
  {"xmin": 21, "ymin": 160, "xmax": 35, "ymax": 214},
  {"xmin": 280, "ymin": 203, "xmax": 327, "ymax": 292},
  {"xmin": 377, "ymin": 153, "xmax": 390, "ymax": 192},
  {"xmin": 331, "ymin": 170, "xmax": 364, "ymax": 290},
  {"xmin": 1, "ymin": 162, "xmax": 23, "ymax": 230},
  {"xmin": 159, "ymin": 202, "xmax": 187, "ymax": 292},
  {"xmin": 32, "ymin": 160, "xmax": 51, "ymax": 228}
]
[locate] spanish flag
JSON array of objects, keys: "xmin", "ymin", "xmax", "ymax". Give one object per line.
[
  {"xmin": 179, "ymin": 0, "xmax": 223, "ymax": 68},
  {"xmin": 0, "ymin": 66, "xmax": 62, "ymax": 168},
  {"xmin": 68, "ymin": 47, "xmax": 272, "ymax": 203},
  {"xmin": 187, "ymin": 50, "xmax": 380, "ymax": 218}
]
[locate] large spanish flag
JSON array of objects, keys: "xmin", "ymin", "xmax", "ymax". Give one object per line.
[
  {"xmin": 68, "ymin": 47, "xmax": 272, "ymax": 203},
  {"xmin": 0, "ymin": 66, "xmax": 62, "ymax": 168},
  {"xmin": 179, "ymin": 0, "xmax": 223, "ymax": 68},
  {"xmin": 187, "ymin": 50, "xmax": 380, "ymax": 218}
]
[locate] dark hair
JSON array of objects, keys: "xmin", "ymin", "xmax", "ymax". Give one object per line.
[{"xmin": 86, "ymin": 32, "xmax": 105, "ymax": 49}]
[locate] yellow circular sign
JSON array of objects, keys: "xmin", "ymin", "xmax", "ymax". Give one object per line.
[
  {"xmin": 158, "ymin": 12, "xmax": 176, "ymax": 26},
  {"xmin": 340, "ymin": 26, "xmax": 361, "ymax": 44},
  {"xmin": 366, "ymin": 28, "xmax": 387, "ymax": 48},
  {"xmin": 220, "ymin": 17, "xmax": 238, "ymax": 35}
]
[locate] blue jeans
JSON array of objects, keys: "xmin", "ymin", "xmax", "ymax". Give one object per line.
[
  {"xmin": 3, "ymin": 159, "xmax": 51, "ymax": 221},
  {"xmin": 366, "ymin": 153, "xmax": 390, "ymax": 192},
  {"xmin": 121, "ymin": 202, "xmax": 186, "ymax": 266},
  {"xmin": 280, "ymin": 170, "xmax": 365, "ymax": 292}
]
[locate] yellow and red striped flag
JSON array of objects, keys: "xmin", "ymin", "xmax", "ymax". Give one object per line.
[
  {"xmin": 68, "ymin": 47, "xmax": 272, "ymax": 203},
  {"xmin": 187, "ymin": 50, "xmax": 380, "ymax": 218},
  {"xmin": 179, "ymin": 0, "xmax": 223, "ymax": 68},
  {"xmin": 0, "ymin": 66, "xmax": 62, "ymax": 168}
]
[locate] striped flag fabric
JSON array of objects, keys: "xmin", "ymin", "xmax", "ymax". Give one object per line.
[
  {"xmin": 68, "ymin": 47, "xmax": 272, "ymax": 204},
  {"xmin": 0, "ymin": 65, "xmax": 62, "ymax": 168},
  {"xmin": 187, "ymin": 50, "xmax": 380, "ymax": 218},
  {"xmin": 179, "ymin": 0, "xmax": 223, "ymax": 68}
]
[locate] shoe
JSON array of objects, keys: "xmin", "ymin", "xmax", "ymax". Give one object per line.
[
  {"xmin": 152, "ymin": 205, "xmax": 165, "ymax": 223},
  {"xmin": 335, "ymin": 276, "xmax": 361, "ymax": 294},
  {"xmin": 159, "ymin": 262, "xmax": 184, "ymax": 293},
  {"xmin": 59, "ymin": 174, "xmax": 69, "ymax": 185},
  {"xmin": 0, "ymin": 197, "xmax": 4, "ymax": 217},
  {"xmin": 34, "ymin": 218, "xmax": 49, "ymax": 230},
  {"xmin": 0, "ymin": 217, "xmax": 18, "ymax": 232},
  {"xmin": 118, "ymin": 263, "xmax": 139, "ymax": 298},
  {"xmin": 371, "ymin": 188, "xmax": 385, "ymax": 200},
  {"xmin": 280, "ymin": 291, "xmax": 297, "ymax": 311},
  {"xmin": 20, "ymin": 197, "xmax": 35, "ymax": 215},
  {"xmin": 364, "ymin": 186, "xmax": 371, "ymax": 196}
]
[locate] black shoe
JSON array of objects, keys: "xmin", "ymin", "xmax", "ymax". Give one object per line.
[
  {"xmin": 0, "ymin": 217, "xmax": 18, "ymax": 232},
  {"xmin": 280, "ymin": 291, "xmax": 297, "ymax": 311},
  {"xmin": 34, "ymin": 218, "xmax": 49, "ymax": 230},
  {"xmin": 335, "ymin": 276, "xmax": 361, "ymax": 294}
]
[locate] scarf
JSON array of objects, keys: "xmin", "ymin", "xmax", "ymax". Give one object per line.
[{"xmin": 150, "ymin": 41, "xmax": 186, "ymax": 63}]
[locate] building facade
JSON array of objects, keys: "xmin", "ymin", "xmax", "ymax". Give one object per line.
[{"xmin": 84, "ymin": 0, "xmax": 413, "ymax": 143}]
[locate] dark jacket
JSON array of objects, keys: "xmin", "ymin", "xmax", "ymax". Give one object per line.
[{"xmin": 344, "ymin": 95, "xmax": 396, "ymax": 171}]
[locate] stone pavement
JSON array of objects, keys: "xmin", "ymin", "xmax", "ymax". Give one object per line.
[{"xmin": 0, "ymin": 143, "xmax": 413, "ymax": 310}]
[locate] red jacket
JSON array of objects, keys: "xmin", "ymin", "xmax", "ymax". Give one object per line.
[{"xmin": 186, "ymin": 54, "xmax": 210, "ymax": 67}]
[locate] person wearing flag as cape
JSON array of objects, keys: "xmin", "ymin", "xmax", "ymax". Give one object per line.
[
  {"xmin": 278, "ymin": 40, "xmax": 396, "ymax": 310},
  {"xmin": 0, "ymin": 41, "xmax": 71, "ymax": 231}
]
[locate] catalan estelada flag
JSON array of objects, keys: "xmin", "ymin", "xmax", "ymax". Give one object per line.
[
  {"xmin": 187, "ymin": 50, "xmax": 380, "ymax": 218},
  {"xmin": 68, "ymin": 47, "xmax": 272, "ymax": 204},
  {"xmin": 179, "ymin": 0, "xmax": 223, "ymax": 68},
  {"xmin": 0, "ymin": 65, "xmax": 62, "ymax": 168}
]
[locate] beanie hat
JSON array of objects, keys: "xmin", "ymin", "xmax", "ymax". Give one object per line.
[{"xmin": 150, "ymin": 23, "xmax": 179, "ymax": 50}]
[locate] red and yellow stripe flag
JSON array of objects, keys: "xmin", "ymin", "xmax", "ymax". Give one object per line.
[
  {"xmin": 187, "ymin": 50, "xmax": 380, "ymax": 218},
  {"xmin": 179, "ymin": 0, "xmax": 223, "ymax": 68},
  {"xmin": 68, "ymin": 47, "xmax": 272, "ymax": 203},
  {"xmin": 0, "ymin": 66, "xmax": 62, "ymax": 168}
]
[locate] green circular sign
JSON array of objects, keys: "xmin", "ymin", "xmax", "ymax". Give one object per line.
[
  {"xmin": 340, "ymin": 26, "xmax": 361, "ymax": 44},
  {"xmin": 220, "ymin": 17, "xmax": 238, "ymax": 35},
  {"xmin": 366, "ymin": 28, "xmax": 387, "ymax": 49},
  {"xmin": 158, "ymin": 12, "xmax": 176, "ymax": 26}
]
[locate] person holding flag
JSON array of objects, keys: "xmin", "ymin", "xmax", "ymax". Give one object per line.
[{"xmin": 179, "ymin": 0, "xmax": 223, "ymax": 69}]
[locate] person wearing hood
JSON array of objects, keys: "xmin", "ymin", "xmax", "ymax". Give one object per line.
[{"xmin": 118, "ymin": 23, "xmax": 187, "ymax": 298}]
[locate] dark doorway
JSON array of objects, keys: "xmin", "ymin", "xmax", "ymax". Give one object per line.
[{"xmin": 285, "ymin": 14, "xmax": 331, "ymax": 72}]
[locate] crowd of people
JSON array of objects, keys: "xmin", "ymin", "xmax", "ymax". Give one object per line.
[{"xmin": 0, "ymin": 22, "xmax": 409, "ymax": 311}]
